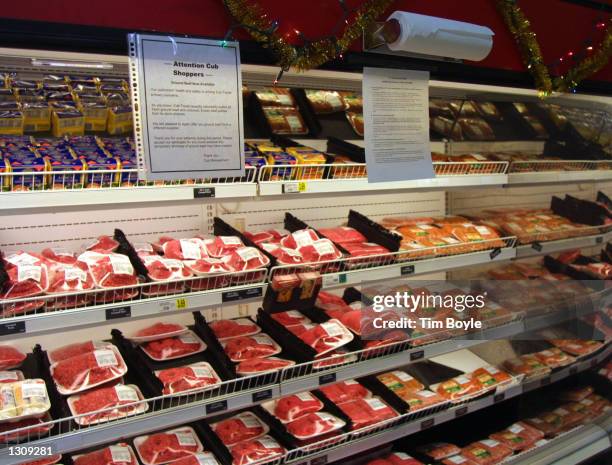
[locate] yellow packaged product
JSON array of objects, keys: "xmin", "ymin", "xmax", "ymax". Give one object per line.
[
  {"xmin": 22, "ymin": 102, "xmax": 51, "ymax": 132},
  {"xmin": 52, "ymin": 108, "xmax": 85, "ymax": 137},
  {"xmin": 107, "ymin": 105, "xmax": 133, "ymax": 135},
  {"xmin": 287, "ymin": 147, "xmax": 327, "ymax": 180},
  {"xmin": 80, "ymin": 102, "xmax": 108, "ymax": 132},
  {"xmin": 0, "ymin": 379, "xmax": 50, "ymax": 421},
  {"xmin": 0, "ymin": 110, "xmax": 24, "ymax": 135}
]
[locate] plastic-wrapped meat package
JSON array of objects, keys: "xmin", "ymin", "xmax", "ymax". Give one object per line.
[
  {"xmin": 441, "ymin": 454, "xmax": 478, "ymax": 465},
  {"xmin": 73, "ymin": 444, "xmax": 139, "ymax": 465},
  {"xmin": 397, "ymin": 389, "xmax": 446, "ymax": 411},
  {"xmin": 48, "ymin": 341, "xmax": 112, "ymax": 364},
  {"xmin": 184, "ymin": 258, "xmax": 232, "ymax": 291},
  {"xmin": 503, "ymin": 355, "xmax": 550, "ymax": 378},
  {"xmin": 86, "ymin": 235, "xmax": 119, "ymax": 253},
  {"xmin": 171, "ymin": 453, "xmax": 221, "ymax": 465},
  {"xmin": 46, "ymin": 259, "xmax": 95, "ymax": 309},
  {"xmin": 2, "ymin": 252, "xmax": 49, "ymax": 316},
  {"xmin": 297, "ymin": 320, "xmax": 354, "ymax": 356},
  {"xmin": 211, "ymin": 411, "xmax": 269, "ymax": 446},
  {"xmin": 461, "ymin": 440, "xmax": 512, "ymax": 465},
  {"xmin": 286, "ymin": 412, "xmax": 345, "ymax": 439},
  {"xmin": 50, "ymin": 346, "xmax": 128, "ymax": 395},
  {"xmin": 470, "ymin": 366, "xmax": 512, "ymax": 390},
  {"xmin": 552, "ymin": 405, "xmax": 587, "ymax": 429},
  {"xmin": 435, "ymin": 375, "xmax": 481, "ymax": 401},
  {"xmin": 0, "ymin": 346, "xmax": 26, "ymax": 370},
  {"xmin": 263, "ymin": 392, "xmax": 323, "ymax": 423},
  {"xmin": 534, "ymin": 348, "xmax": 575, "ymax": 368},
  {"xmin": 141, "ymin": 331, "xmax": 206, "ymax": 361},
  {"xmin": 0, "ymin": 414, "xmax": 52, "ymax": 443},
  {"xmin": 489, "ymin": 422, "xmax": 544, "ymax": 452},
  {"xmin": 313, "ymin": 349, "xmax": 357, "ymax": 369},
  {"xmin": 162, "ymin": 238, "xmax": 207, "ymax": 260},
  {"xmin": 236, "ymin": 357, "xmax": 295, "ymax": 375},
  {"xmin": 580, "ymin": 394, "xmax": 610, "ymax": 416},
  {"xmin": 548, "ymin": 339, "xmax": 602, "ymax": 356},
  {"xmin": 41, "ymin": 248, "xmax": 78, "ymax": 265},
  {"xmin": 0, "ymin": 370, "xmax": 23, "ymax": 383},
  {"xmin": 243, "ymin": 230, "xmax": 276, "ymax": 245},
  {"xmin": 77, "ymin": 251, "xmax": 138, "ymax": 301},
  {"xmin": 337, "ymin": 397, "xmax": 397, "ymax": 429},
  {"xmin": 346, "ymin": 112, "xmax": 364, "ymax": 137},
  {"xmin": 299, "ymin": 239, "xmax": 342, "ymax": 263},
  {"xmin": 342, "ymin": 242, "xmax": 390, "ymax": 266},
  {"xmin": 128, "ymin": 322, "xmax": 187, "ymax": 343},
  {"xmin": 383, "ymin": 453, "xmax": 424, "ymax": 465},
  {"xmin": 221, "ymin": 334, "xmax": 281, "ymax": 362},
  {"xmin": 336, "ymin": 310, "xmax": 362, "ymax": 334},
  {"xmin": 155, "ymin": 362, "xmax": 221, "ymax": 395},
  {"xmin": 560, "ymin": 386, "xmax": 593, "ymax": 402},
  {"xmin": 261, "ymin": 243, "xmax": 304, "ymax": 265},
  {"xmin": 457, "ymin": 118, "xmax": 495, "ymax": 141},
  {"xmin": 134, "ymin": 427, "xmax": 203, "ymax": 465},
  {"xmin": 417, "ymin": 443, "xmax": 462, "ymax": 461},
  {"xmin": 209, "ymin": 318, "xmax": 261, "ymax": 341},
  {"xmin": 287, "ymin": 323, "xmax": 316, "ymax": 338},
  {"xmin": 229, "ymin": 435, "xmax": 286, "ymax": 465},
  {"xmin": 377, "ymin": 371, "xmax": 424, "ymax": 393},
  {"xmin": 205, "ymin": 236, "xmax": 244, "ymax": 258},
  {"xmin": 318, "ymin": 227, "xmax": 366, "ymax": 245},
  {"xmin": 223, "ymin": 247, "xmax": 270, "ymax": 272},
  {"xmin": 525, "ymin": 413, "xmax": 564, "ymax": 437},
  {"xmin": 320, "ymin": 380, "xmax": 371, "ymax": 404},
  {"xmin": 270, "ymin": 311, "xmax": 311, "ymax": 327},
  {"xmin": 152, "ymin": 236, "xmax": 174, "ymax": 254},
  {"xmin": 431, "ymin": 116, "xmax": 463, "ymax": 140},
  {"xmin": 141, "ymin": 256, "xmax": 191, "ymax": 296},
  {"xmin": 262, "ymin": 107, "xmax": 308, "ymax": 135},
  {"xmin": 69, "ymin": 385, "xmax": 148, "ymax": 425},
  {"xmin": 280, "ymin": 229, "xmax": 319, "ymax": 249},
  {"xmin": 305, "ymin": 90, "xmax": 347, "ymax": 114},
  {"xmin": 18, "ymin": 455, "xmax": 62, "ymax": 465},
  {"xmin": 255, "ymin": 88, "xmax": 295, "ymax": 107}
]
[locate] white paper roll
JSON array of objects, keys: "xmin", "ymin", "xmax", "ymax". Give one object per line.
[{"xmin": 386, "ymin": 11, "xmax": 494, "ymax": 62}]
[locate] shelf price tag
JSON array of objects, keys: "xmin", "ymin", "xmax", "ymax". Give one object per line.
[
  {"xmin": 489, "ymin": 248, "xmax": 501, "ymax": 260},
  {"xmin": 455, "ymin": 406, "xmax": 468, "ymax": 418},
  {"xmin": 205, "ymin": 400, "xmax": 228, "ymax": 415},
  {"xmin": 311, "ymin": 457, "xmax": 327, "ymax": 465},
  {"xmin": 494, "ymin": 393, "xmax": 505, "ymax": 403},
  {"xmin": 400, "ymin": 265, "xmax": 415, "ymax": 276},
  {"xmin": 252, "ymin": 389, "xmax": 273, "ymax": 403},
  {"xmin": 420, "ymin": 418, "xmax": 435, "ymax": 430},
  {"xmin": 0, "ymin": 321, "xmax": 25, "ymax": 336},
  {"xmin": 322, "ymin": 274, "xmax": 347, "ymax": 288},
  {"xmin": 222, "ymin": 287, "xmax": 264, "ymax": 302},
  {"xmin": 193, "ymin": 187, "xmax": 216, "ymax": 198},
  {"xmin": 410, "ymin": 350, "xmax": 425, "ymax": 361},
  {"xmin": 105, "ymin": 306, "xmax": 131, "ymax": 320},
  {"xmin": 596, "ymin": 236, "xmax": 603, "ymax": 244},
  {"xmin": 283, "ymin": 182, "xmax": 307, "ymax": 193},
  {"xmin": 319, "ymin": 373, "xmax": 337, "ymax": 385},
  {"xmin": 175, "ymin": 298, "xmax": 188, "ymax": 310},
  {"xmin": 531, "ymin": 242, "xmax": 543, "ymax": 252}
]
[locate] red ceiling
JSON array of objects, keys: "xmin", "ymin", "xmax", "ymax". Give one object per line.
[{"xmin": 2, "ymin": 0, "xmax": 611, "ymax": 82}]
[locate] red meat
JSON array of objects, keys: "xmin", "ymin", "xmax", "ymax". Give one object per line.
[
  {"xmin": 46, "ymin": 260, "xmax": 94, "ymax": 308},
  {"xmin": 261, "ymin": 243, "xmax": 304, "ymax": 265},
  {"xmin": 386, "ymin": 453, "xmax": 424, "ymax": 465},
  {"xmin": 142, "ymin": 256, "xmax": 191, "ymax": 281},
  {"xmin": 19, "ymin": 455, "xmax": 62, "ymax": 465},
  {"xmin": 162, "ymin": 238, "xmax": 207, "ymax": 260},
  {"xmin": 343, "ymin": 242, "xmax": 390, "ymax": 266},
  {"xmin": 298, "ymin": 320, "xmax": 352, "ymax": 355},
  {"xmin": 0, "ymin": 416, "xmax": 52, "ymax": 442},
  {"xmin": 2, "ymin": 252, "xmax": 49, "ymax": 303},
  {"xmin": 223, "ymin": 247, "xmax": 270, "ymax": 271},
  {"xmin": 41, "ymin": 248, "xmax": 78, "ymax": 265},
  {"xmin": 209, "ymin": 319, "xmax": 260, "ymax": 340},
  {"xmin": 74, "ymin": 444, "xmax": 137, "ymax": 465},
  {"xmin": 222, "ymin": 335, "xmax": 280, "ymax": 362},
  {"xmin": 142, "ymin": 333, "xmax": 203, "ymax": 361},
  {"xmin": 287, "ymin": 323, "xmax": 316, "ymax": 337},
  {"xmin": 316, "ymin": 291, "xmax": 347, "ymax": 306},
  {"xmin": 51, "ymin": 348, "xmax": 126, "ymax": 394},
  {"xmin": 299, "ymin": 239, "xmax": 342, "ymax": 263},
  {"xmin": 244, "ymin": 231, "xmax": 274, "ymax": 245},
  {"xmin": 320, "ymin": 380, "xmax": 370, "ymax": 404},
  {"xmin": 48, "ymin": 341, "xmax": 110, "ymax": 364},
  {"xmin": 71, "ymin": 384, "xmax": 143, "ymax": 425},
  {"xmin": 229, "ymin": 436, "xmax": 285, "ymax": 465},
  {"xmin": 338, "ymin": 397, "xmax": 397, "ymax": 429},
  {"xmin": 0, "ymin": 346, "xmax": 26, "ymax": 370},
  {"xmin": 206, "ymin": 236, "xmax": 244, "ymax": 257},
  {"xmin": 272, "ymin": 392, "xmax": 323, "ymax": 422},
  {"xmin": 270, "ymin": 311, "xmax": 310, "ymax": 326},
  {"xmin": 77, "ymin": 252, "xmax": 138, "ymax": 288},
  {"xmin": 134, "ymin": 322, "xmax": 185, "ymax": 339},
  {"xmin": 286, "ymin": 412, "xmax": 345, "ymax": 439},
  {"xmin": 318, "ymin": 227, "xmax": 366, "ymax": 245},
  {"xmin": 236, "ymin": 357, "xmax": 295, "ymax": 375},
  {"xmin": 338, "ymin": 310, "xmax": 362, "ymax": 334},
  {"xmin": 86, "ymin": 235, "xmax": 119, "ymax": 253},
  {"xmin": 137, "ymin": 429, "xmax": 200, "ymax": 465},
  {"xmin": 172, "ymin": 453, "xmax": 221, "ymax": 465},
  {"xmin": 281, "ymin": 229, "xmax": 319, "ymax": 249},
  {"xmin": 212, "ymin": 412, "xmax": 267, "ymax": 446},
  {"xmin": 462, "ymin": 440, "xmax": 512, "ymax": 465},
  {"xmin": 185, "ymin": 258, "xmax": 231, "ymax": 275},
  {"xmin": 156, "ymin": 364, "xmax": 220, "ymax": 395},
  {"xmin": 417, "ymin": 443, "xmax": 461, "ymax": 460}
]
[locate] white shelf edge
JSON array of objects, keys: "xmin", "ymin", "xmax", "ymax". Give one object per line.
[
  {"xmin": 516, "ymin": 232, "xmax": 611, "ymax": 258},
  {"xmin": 508, "ymin": 170, "xmax": 612, "ymax": 185}
]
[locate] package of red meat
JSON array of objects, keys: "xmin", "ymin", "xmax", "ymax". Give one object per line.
[
  {"xmin": 152, "ymin": 236, "xmax": 175, "ymax": 254},
  {"xmin": 221, "ymin": 334, "xmax": 282, "ymax": 362},
  {"xmin": 384, "ymin": 452, "xmax": 424, "ymax": 465},
  {"xmin": 155, "ymin": 362, "xmax": 221, "ymax": 395},
  {"xmin": 141, "ymin": 256, "xmax": 191, "ymax": 282},
  {"xmin": 281, "ymin": 229, "xmax": 320, "ymax": 249},
  {"xmin": 2, "ymin": 252, "xmax": 49, "ymax": 316},
  {"xmin": 270, "ymin": 311, "xmax": 311, "ymax": 327},
  {"xmin": 319, "ymin": 380, "xmax": 371, "ymax": 404},
  {"xmin": 17, "ymin": 454, "xmax": 62, "ymax": 465},
  {"xmin": 162, "ymin": 238, "xmax": 208, "ymax": 260},
  {"xmin": 337, "ymin": 397, "xmax": 397, "ymax": 430},
  {"xmin": 50, "ymin": 346, "xmax": 128, "ymax": 395},
  {"xmin": 298, "ymin": 319, "xmax": 354, "ymax": 356},
  {"xmin": 229, "ymin": 435, "xmax": 286, "ymax": 465},
  {"xmin": 318, "ymin": 227, "xmax": 366, "ymax": 245},
  {"xmin": 184, "ymin": 258, "xmax": 233, "ymax": 291},
  {"xmin": 298, "ymin": 239, "xmax": 343, "ymax": 263},
  {"xmin": 127, "ymin": 322, "xmax": 188, "ymax": 343},
  {"xmin": 222, "ymin": 247, "xmax": 270, "ymax": 272},
  {"xmin": 77, "ymin": 251, "xmax": 138, "ymax": 296},
  {"xmin": 0, "ymin": 370, "xmax": 23, "ymax": 383},
  {"xmin": 0, "ymin": 413, "xmax": 52, "ymax": 443},
  {"xmin": 140, "ymin": 331, "xmax": 206, "ymax": 362},
  {"xmin": 86, "ymin": 235, "xmax": 119, "ymax": 254},
  {"xmin": 134, "ymin": 426, "xmax": 204, "ymax": 465},
  {"xmin": 461, "ymin": 439, "xmax": 512, "ymax": 465},
  {"xmin": 73, "ymin": 444, "xmax": 139, "ymax": 465},
  {"xmin": 0, "ymin": 346, "xmax": 26, "ymax": 370},
  {"xmin": 244, "ymin": 229, "xmax": 286, "ymax": 245},
  {"xmin": 172, "ymin": 452, "xmax": 221, "ymax": 465},
  {"xmin": 489, "ymin": 421, "xmax": 543, "ymax": 452},
  {"xmin": 286, "ymin": 411, "xmax": 346, "ymax": 440},
  {"xmin": 440, "ymin": 454, "xmax": 478, "ymax": 465},
  {"xmin": 209, "ymin": 318, "xmax": 261, "ymax": 341},
  {"xmin": 262, "ymin": 392, "xmax": 323, "ymax": 423},
  {"xmin": 45, "ymin": 260, "xmax": 95, "ymax": 309},
  {"xmin": 261, "ymin": 243, "xmax": 304, "ymax": 265},
  {"xmin": 41, "ymin": 247, "xmax": 78, "ymax": 265},
  {"xmin": 236, "ymin": 357, "xmax": 295, "ymax": 375},
  {"xmin": 205, "ymin": 236, "xmax": 245, "ymax": 258},
  {"xmin": 211, "ymin": 411, "xmax": 269, "ymax": 446},
  {"xmin": 417, "ymin": 442, "xmax": 462, "ymax": 460},
  {"xmin": 68, "ymin": 384, "xmax": 148, "ymax": 426},
  {"xmin": 48, "ymin": 340, "xmax": 113, "ymax": 364},
  {"xmin": 313, "ymin": 349, "xmax": 357, "ymax": 369},
  {"xmin": 287, "ymin": 323, "xmax": 316, "ymax": 337}
]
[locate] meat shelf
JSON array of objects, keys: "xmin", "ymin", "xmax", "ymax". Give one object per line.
[
  {"xmin": 0, "ymin": 306, "xmax": 605, "ymax": 464},
  {"xmin": 515, "ymin": 227, "xmax": 612, "ymax": 259},
  {"xmin": 508, "ymin": 160, "xmax": 612, "ymax": 185},
  {"xmin": 0, "ymin": 167, "xmax": 258, "ymax": 211}
]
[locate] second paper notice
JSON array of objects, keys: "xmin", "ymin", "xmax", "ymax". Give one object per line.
[{"xmin": 363, "ymin": 67, "xmax": 433, "ymax": 182}]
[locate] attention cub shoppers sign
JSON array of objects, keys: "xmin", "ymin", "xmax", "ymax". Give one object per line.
[{"xmin": 129, "ymin": 34, "xmax": 245, "ymax": 181}]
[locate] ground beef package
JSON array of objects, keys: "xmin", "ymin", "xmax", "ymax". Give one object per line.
[
  {"xmin": 229, "ymin": 435, "xmax": 286, "ymax": 465},
  {"xmin": 73, "ymin": 444, "xmax": 138, "ymax": 465},
  {"xmin": 134, "ymin": 427, "xmax": 203, "ymax": 465},
  {"xmin": 128, "ymin": 322, "xmax": 188, "ymax": 343},
  {"xmin": 68, "ymin": 384, "xmax": 147, "ymax": 426},
  {"xmin": 209, "ymin": 318, "xmax": 261, "ymax": 341},
  {"xmin": 262, "ymin": 392, "xmax": 324, "ymax": 423},
  {"xmin": 489, "ymin": 421, "xmax": 544, "ymax": 452},
  {"xmin": 211, "ymin": 411, "xmax": 269, "ymax": 446},
  {"xmin": 77, "ymin": 251, "xmax": 138, "ymax": 290},
  {"xmin": 155, "ymin": 362, "xmax": 221, "ymax": 395},
  {"xmin": 50, "ymin": 346, "xmax": 128, "ymax": 395},
  {"xmin": 297, "ymin": 320, "xmax": 354, "ymax": 356},
  {"xmin": 270, "ymin": 311, "xmax": 311, "ymax": 327},
  {"xmin": 338, "ymin": 397, "xmax": 397, "ymax": 430},
  {"xmin": 0, "ymin": 414, "xmax": 52, "ymax": 442},
  {"xmin": 141, "ymin": 331, "xmax": 206, "ymax": 361},
  {"xmin": 0, "ymin": 346, "xmax": 26, "ymax": 370},
  {"xmin": 319, "ymin": 380, "xmax": 371, "ymax": 404},
  {"xmin": 221, "ymin": 334, "xmax": 282, "ymax": 362},
  {"xmin": 48, "ymin": 341, "xmax": 112, "ymax": 364}
]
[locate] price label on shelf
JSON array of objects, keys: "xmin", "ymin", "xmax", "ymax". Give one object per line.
[
  {"xmin": 0, "ymin": 321, "xmax": 25, "ymax": 336},
  {"xmin": 283, "ymin": 182, "xmax": 307, "ymax": 193},
  {"xmin": 322, "ymin": 273, "xmax": 347, "ymax": 287},
  {"xmin": 176, "ymin": 298, "xmax": 189, "ymax": 310}
]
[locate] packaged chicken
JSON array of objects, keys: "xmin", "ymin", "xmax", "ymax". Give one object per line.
[
  {"xmin": 346, "ymin": 112, "xmax": 364, "ymax": 137},
  {"xmin": 534, "ymin": 348, "xmax": 575, "ymax": 368},
  {"xmin": 397, "ymin": 389, "xmax": 447, "ymax": 411},
  {"xmin": 417, "ymin": 443, "xmax": 461, "ymax": 461},
  {"xmin": 431, "ymin": 116, "xmax": 463, "ymax": 140},
  {"xmin": 255, "ymin": 88, "xmax": 295, "ymax": 107},
  {"xmin": 377, "ymin": 370, "xmax": 424, "ymax": 393},
  {"xmin": 263, "ymin": 107, "xmax": 308, "ymax": 135}
]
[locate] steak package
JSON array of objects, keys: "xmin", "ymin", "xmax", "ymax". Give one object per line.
[
  {"xmin": 236, "ymin": 357, "xmax": 295, "ymax": 375},
  {"xmin": 337, "ymin": 397, "xmax": 397, "ymax": 429},
  {"xmin": 229, "ymin": 435, "xmax": 286, "ymax": 465},
  {"xmin": 209, "ymin": 319, "xmax": 261, "ymax": 341},
  {"xmin": 297, "ymin": 320, "xmax": 354, "ymax": 356},
  {"xmin": 46, "ymin": 259, "xmax": 95, "ymax": 307},
  {"xmin": 221, "ymin": 334, "xmax": 282, "ymax": 362},
  {"xmin": 68, "ymin": 384, "xmax": 147, "ymax": 426},
  {"xmin": 140, "ymin": 331, "xmax": 206, "ymax": 362},
  {"xmin": 286, "ymin": 411, "xmax": 345, "ymax": 439},
  {"xmin": 270, "ymin": 311, "xmax": 311, "ymax": 327},
  {"xmin": 48, "ymin": 341, "xmax": 112, "ymax": 364},
  {"xmin": 73, "ymin": 444, "xmax": 139, "ymax": 465},
  {"xmin": 0, "ymin": 379, "xmax": 50, "ymax": 421},
  {"xmin": 205, "ymin": 236, "xmax": 244, "ymax": 258},
  {"xmin": 50, "ymin": 346, "xmax": 128, "ymax": 395},
  {"xmin": 0, "ymin": 414, "xmax": 52, "ymax": 442},
  {"xmin": 319, "ymin": 380, "xmax": 371, "ymax": 404},
  {"xmin": 211, "ymin": 411, "xmax": 269, "ymax": 446},
  {"xmin": 172, "ymin": 453, "xmax": 221, "ymax": 465},
  {"xmin": 223, "ymin": 247, "xmax": 270, "ymax": 272},
  {"xmin": 128, "ymin": 322, "xmax": 188, "ymax": 343},
  {"xmin": 134, "ymin": 426, "xmax": 203, "ymax": 465},
  {"xmin": 86, "ymin": 235, "xmax": 119, "ymax": 253},
  {"xmin": 0, "ymin": 346, "xmax": 26, "ymax": 370},
  {"xmin": 417, "ymin": 442, "xmax": 461, "ymax": 460},
  {"xmin": 141, "ymin": 255, "xmax": 191, "ymax": 282},
  {"xmin": 262, "ymin": 392, "xmax": 323, "ymax": 423},
  {"xmin": 155, "ymin": 362, "xmax": 221, "ymax": 395},
  {"xmin": 162, "ymin": 238, "xmax": 208, "ymax": 260}
]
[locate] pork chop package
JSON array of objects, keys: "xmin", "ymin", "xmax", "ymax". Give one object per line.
[
  {"xmin": 221, "ymin": 334, "xmax": 282, "ymax": 362},
  {"xmin": 48, "ymin": 340, "xmax": 113, "ymax": 364},
  {"xmin": 73, "ymin": 444, "xmax": 139, "ymax": 465},
  {"xmin": 184, "ymin": 258, "xmax": 232, "ymax": 291},
  {"xmin": 127, "ymin": 322, "xmax": 188, "ymax": 343},
  {"xmin": 50, "ymin": 346, "xmax": 128, "ymax": 395},
  {"xmin": 286, "ymin": 412, "xmax": 346, "ymax": 440},
  {"xmin": 319, "ymin": 380, "xmax": 371, "ymax": 404},
  {"xmin": 140, "ymin": 331, "xmax": 206, "ymax": 362},
  {"xmin": 77, "ymin": 251, "xmax": 138, "ymax": 290},
  {"xmin": 297, "ymin": 320, "xmax": 354, "ymax": 356},
  {"xmin": 229, "ymin": 435, "xmax": 286, "ymax": 465},
  {"xmin": 155, "ymin": 362, "xmax": 221, "ymax": 395},
  {"xmin": 68, "ymin": 384, "xmax": 148, "ymax": 426},
  {"xmin": 162, "ymin": 238, "xmax": 208, "ymax": 260},
  {"xmin": 209, "ymin": 318, "xmax": 261, "ymax": 341},
  {"xmin": 0, "ymin": 346, "xmax": 26, "ymax": 370},
  {"xmin": 236, "ymin": 357, "xmax": 296, "ymax": 375},
  {"xmin": 280, "ymin": 229, "xmax": 319, "ymax": 249},
  {"xmin": 2, "ymin": 252, "xmax": 49, "ymax": 315},
  {"xmin": 211, "ymin": 411, "xmax": 269, "ymax": 446},
  {"xmin": 134, "ymin": 426, "xmax": 204, "ymax": 465},
  {"xmin": 337, "ymin": 397, "xmax": 397, "ymax": 429},
  {"xmin": 262, "ymin": 392, "xmax": 323, "ymax": 423}
]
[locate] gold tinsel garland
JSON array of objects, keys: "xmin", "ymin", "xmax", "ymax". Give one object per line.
[
  {"xmin": 223, "ymin": 0, "xmax": 395, "ymax": 71},
  {"xmin": 496, "ymin": 0, "xmax": 612, "ymax": 96}
]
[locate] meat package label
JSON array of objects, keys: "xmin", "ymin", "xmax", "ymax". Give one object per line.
[
  {"xmin": 175, "ymin": 431, "xmax": 198, "ymax": 446},
  {"xmin": 94, "ymin": 349, "xmax": 118, "ymax": 367},
  {"xmin": 110, "ymin": 446, "xmax": 133, "ymax": 462}
]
